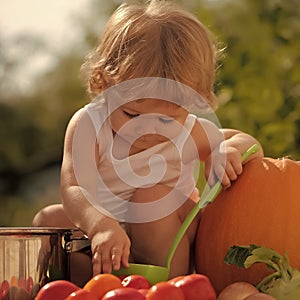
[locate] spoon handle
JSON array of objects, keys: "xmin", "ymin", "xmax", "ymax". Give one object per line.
[{"xmin": 165, "ymin": 144, "xmax": 259, "ymax": 269}]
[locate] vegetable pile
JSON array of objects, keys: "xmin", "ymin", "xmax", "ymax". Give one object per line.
[
  {"xmin": 5, "ymin": 244, "xmax": 297, "ymax": 299},
  {"xmin": 33, "ymin": 273, "xmax": 217, "ymax": 300}
]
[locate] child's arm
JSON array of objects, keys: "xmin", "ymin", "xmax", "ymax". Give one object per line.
[
  {"xmin": 60, "ymin": 109, "xmax": 130, "ymax": 275},
  {"xmin": 206, "ymin": 128, "xmax": 264, "ymax": 188},
  {"xmin": 220, "ymin": 128, "xmax": 264, "ymax": 162},
  {"xmin": 191, "ymin": 119, "xmax": 263, "ymax": 189}
]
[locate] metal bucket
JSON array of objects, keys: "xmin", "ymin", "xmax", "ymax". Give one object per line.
[{"xmin": 0, "ymin": 227, "xmax": 88, "ymax": 300}]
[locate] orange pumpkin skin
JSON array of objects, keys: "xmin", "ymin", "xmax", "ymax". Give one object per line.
[{"xmin": 195, "ymin": 157, "xmax": 300, "ymax": 294}]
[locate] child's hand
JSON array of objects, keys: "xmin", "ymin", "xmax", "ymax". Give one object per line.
[
  {"xmin": 90, "ymin": 222, "xmax": 131, "ymax": 275},
  {"xmin": 205, "ymin": 146, "xmax": 243, "ymax": 189}
]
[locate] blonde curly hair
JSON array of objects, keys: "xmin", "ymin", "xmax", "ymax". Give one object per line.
[{"xmin": 81, "ymin": 0, "xmax": 220, "ymax": 109}]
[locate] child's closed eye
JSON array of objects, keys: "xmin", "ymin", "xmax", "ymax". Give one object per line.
[
  {"xmin": 158, "ymin": 117, "xmax": 174, "ymax": 124},
  {"xmin": 122, "ymin": 110, "xmax": 140, "ymax": 119},
  {"xmin": 122, "ymin": 109, "xmax": 174, "ymax": 125}
]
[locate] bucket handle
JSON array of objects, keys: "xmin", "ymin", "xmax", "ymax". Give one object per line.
[{"xmin": 63, "ymin": 230, "xmax": 91, "ymax": 253}]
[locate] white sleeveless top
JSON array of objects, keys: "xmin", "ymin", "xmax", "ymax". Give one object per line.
[{"xmin": 83, "ymin": 101, "xmax": 197, "ymax": 222}]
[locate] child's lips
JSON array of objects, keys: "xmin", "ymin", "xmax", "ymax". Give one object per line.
[
  {"xmin": 136, "ymin": 134, "xmax": 167, "ymax": 145},
  {"xmin": 129, "ymin": 136, "xmax": 164, "ymax": 152}
]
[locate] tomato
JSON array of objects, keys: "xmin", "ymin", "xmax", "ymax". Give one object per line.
[
  {"xmin": 138, "ymin": 288, "xmax": 149, "ymax": 296},
  {"xmin": 26, "ymin": 276, "xmax": 34, "ymax": 293},
  {"xmin": 66, "ymin": 288, "xmax": 98, "ymax": 300},
  {"xmin": 146, "ymin": 282, "xmax": 185, "ymax": 300},
  {"xmin": 0, "ymin": 280, "xmax": 9, "ymax": 298},
  {"xmin": 168, "ymin": 276, "xmax": 185, "ymax": 284},
  {"xmin": 83, "ymin": 274, "xmax": 122, "ymax": 300},
  {"xmin": 35, "ymin": 280, "xmax": 80, "ymax": 300},
  {"xmin": 102, "ymin": 287, "xmax": 145, "ymax": 299},
  {"xmin": 217, "ymin": 282, "xmax": 259, "ymax": 300},
  {"xmin": 122, "ymin": 275, "xmax": 151, "ymax": 290},
  {"xmin": 171, "ymin": 274, "xmax": 216, "ymax": 300}
]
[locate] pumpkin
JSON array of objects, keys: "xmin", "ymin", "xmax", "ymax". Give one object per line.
[{"xmin": 195, "ymin": 157, "xmax": 300, "ymax": 294}]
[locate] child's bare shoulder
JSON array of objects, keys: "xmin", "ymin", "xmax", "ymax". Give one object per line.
[{"xmin": 192, "ymin": 117, "xmax": 221, "ymax": 136}]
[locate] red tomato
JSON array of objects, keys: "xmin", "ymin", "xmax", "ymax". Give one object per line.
[
  {"xmin": 146, "ymin": 282, "xmax": 185, "ymax": 300},
  {"xmin": 0, "ymin": 280, "xmax": 9, "ymax": 298},
  {"xmin": 138, "ymin": 288, "xmax": 149, "ymax": 296},
  {"xmin": 102, "ymin": 287, "xmax": 145, "ymax": 300},
  {"xmin": 122, "ymin": 275, "xmax": 151, "ymax": 290},
  {"xmin": 26, "ymin": 277, "xmax": 34, "ymax": 293},
  {"xmin": 171, "ymin": 274, "xmax": 216, "ymax": 300},
  {"xmin": 65, "ymin": 288, "xmax": 98, "ymax": 300},
  {"xmin": 168, "ymin": 276, "xmax": 185, "ymax": 284},
  {"xmin": 35, "ymin": 280, "xmax": 79, "ymax": 300}
]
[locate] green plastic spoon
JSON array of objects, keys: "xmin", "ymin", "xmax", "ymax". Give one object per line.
[{"xmin": 113, "ymin": 144, "xmax": 259, "ymax": 285}]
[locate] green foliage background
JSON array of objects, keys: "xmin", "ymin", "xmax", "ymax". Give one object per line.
[{"xmin": 0, "ymin": 0, "xmax": 299, "ymax": 226}]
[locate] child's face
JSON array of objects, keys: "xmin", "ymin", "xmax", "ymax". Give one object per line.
[{"xmin": 109, "ymin": 98, "xmax": 188, "ymax": 152}]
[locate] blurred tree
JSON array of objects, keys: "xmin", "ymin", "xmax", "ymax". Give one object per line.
[
  {"xmin": 0, "ymin": 42, "xmax": 86, "ymax": 195},
  {"xmin": 0, "ymin": 0, "xmax": 118, "ymax": 225},
  {"xmin": 194, "ymin": 0, "xmax": 300, "ymax": 159}
]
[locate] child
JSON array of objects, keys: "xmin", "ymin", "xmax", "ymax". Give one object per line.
[{"xmin": 32, "ymin": 0, "xmax": 263, "ymax": 285}]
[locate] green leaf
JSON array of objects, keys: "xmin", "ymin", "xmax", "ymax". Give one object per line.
[
  {"xmin": 224, "ymin": 244, "xmax": 283, "ymax": 272},
  {"xmin": 224, "ymin": 244, "xmax": 259, "ymax": 268},
  {"xmin": 244, "ymin": 247, "xmax": 282, "ymax": 272}
]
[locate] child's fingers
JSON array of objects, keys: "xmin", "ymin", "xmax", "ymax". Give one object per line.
[
  {"xmin": 212, "ymin": 163, "xmax": 234, "ymax": 189},
  {"xmin": 121, "ymin": 244, "xmax": 130, "ymax": 269},
  {"xmin": 225, "ymin": 163, "xmax": 238, "ymax": 182},
  {"xmin": 230, "ymin": 158, "xmax": 243, "ymax": 176},
  {"xmin": 92, "ymin": 251, "xmax": 102, "ymax": 275},
  {"xmin": 101, "ymin": 252, "xmax": 113, "ymax": 274},
  {"xmin": 92, "ymin": 249, "xmax": 112, "ymax": 275},
  {"xmin": 221, "ymin": 175, "xmax": 231, "ymax": 189},
  {"xmin": 111, "ymin": 247, "xmax": 122, "ymax": 270}
]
